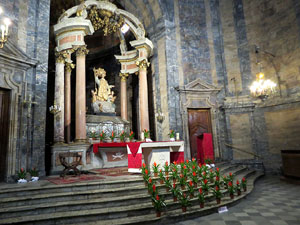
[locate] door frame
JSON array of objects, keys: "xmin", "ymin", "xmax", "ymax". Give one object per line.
[{"xmin": 176, "ymin": 78, "xmax": 220, "ymax": 160}]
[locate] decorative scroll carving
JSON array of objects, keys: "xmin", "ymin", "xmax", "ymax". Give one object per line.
[
  {"xmin": 55, "ymin": 50, "xmax": 68, "ymax": 64},
  {"xmin": 119, "ymin": 72, "xmax": 129, "ymax": 81},
  {"xmin": 88, "ymin": 5, "xmax": 124, "ymax": 36},
  {"xmin": 136, "ymin": 59, "xmax": 150, "ymax": 70},
  {"xmin": 75, "ymin": 45, "xmax": 89, "ymax": 57}
]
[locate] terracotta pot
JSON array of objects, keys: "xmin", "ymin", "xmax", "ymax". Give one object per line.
[
  {"xmin": 173, "ymin": 196, "xmax": 177, "ymax": 202},
  {"xmin": 216, "ymin": 198, "xmax": 221, "ymax": 204},
  {"xmin": 182, "ymin": 206, "xmax": 187, "ymax": 212},
  {"xmin": 165, "ymin": 172, "xmax": 169, "ymax": 176},
  {"xmin": 238, "ymin": 190, "xmax": 241, "ymax": 196},
  {"xmin": 194, "ymin": 183, "xmax": 197, "ymax": 188},
  {"xmin": 173, "ymin": 179, "xmax": 176, "ymax": 183},
  {"xmin": 166, "ymin": 187, "xmax": 170, "ymax": 192},
  {"xmin": 154, "ymin": 173, "xmax": 158, "ymax": 177},
  {"xmin": 243, "ymin": 187, "xmax": 247, "ymax": 192},
  {"xmin": 145, "ymin": 182, "xmax": 147, "ymax": 187},
  {"xmin": 200, "ymin": 202, "xmax": 204, "ymax": 208},
  {"xmin": 190, "ymin": 194, "xmax": 194, "ymax": 199},
  {"xmin": 156, "ymin": 211, "xmax": 161, "ymax": 217},
  {"xmin": 230, "ymin": 194, "xmax": 234, "ymax": 199},
  {"xmin": 181, "ymin": 185, "xmax": 185, "ymax": 190},
  {"xmin": 160, "ymin": 180, "xmax": 164, "ymax": 184}
]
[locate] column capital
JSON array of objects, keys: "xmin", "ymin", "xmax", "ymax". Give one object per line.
[
  {"xmin": 75, "ymin": 45, "xmax": 89, "ymax": 57},
  {"xmin": 65, "ymin": 62, "xmax": 75, "ymax": 73},
  {"xmin": 119, "ymin": 72, "xmax": 129, "ymax": 81},
  {"xmin": 136, "ymin": 59, "xmax": 150, "ymax": 70},
  {"xmin": 55, "ymin": 50, "xmax": 68, "ymax": 64}
]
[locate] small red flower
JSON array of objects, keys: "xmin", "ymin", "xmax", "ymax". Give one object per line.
[
  {"xmin": 192, "ymin": 158, "xmax": 196, "ymax": 161},
  {"xmin": 210, "ymin": 169, "xmax": 213, "ymax": 173},
  {"xmin": 186, "ymin": 160, "xmax": 189, "ymax": 164},
  {"xmin": 216, "ymin": 186, "xmax": 219, "ymax": 191},
  {"xmin": 152, "ymin": 184, "xmax": 156, "ymax": 192},
  {"xmin": 203, "ymin": 163, "xmax": 206, "ymax": 166},
  {"xmin": 160, "ymin": 169, "xmax": 162, "ymax": 173},
  {"xmin": 156, "ymin": 195, "xmax": 159, "ymax": 201},
  {"xmin": 217, "ymin": 168, "xmax": 219, "ymax": 172},
  {"xmin": 154, "ymin": 162, "xmax": 157, "ymax": 167},
  {"xmin": 173, "ymin": 161, "xmax": 177, "ymax": 165},
  {"xmin": 21, "ymin": 168, "xmax": 24, "ymax": 172},
  {"xmin": 198, "ymin": 163, "xmax": 202, "ymax": 167},
  {"xmin": 229, "ymin": 172, "xmax": 232, "ymax": 177},
  {"xmin": 165, "ymin": 161, "xmax": 168, "ymax": 166},
  {"xmin": 100, "ymin": 133, "xmax": 103, "ymax": 137},
  {"xmin": 204, "ymin": 179, "xmax": 208, "ymax": 184},
  {"xmin": 189, "ymin": 181, "xmax": 193, "ymax": 186},
  {"xmin": 199, "ymin": 188, "xmax": 203, "ymax": 194},
  {"xmin": 228, "ymin": 181, "xmax": 232, "ymax": 187},
  {"xmin": 145, "ymin": 169, "xmax": 148, "ymax": 175},
  {"xmin": 192, "ymin": 165, "xmax": 195, "ymax": 170},
  {"xmin": 181, "ymin": 160, "xmax": 184, "ymax": 164},
  {"xmin": 216, "ymin": 176, "xmax": 219, "ymax": 181},
  {"xmin": 149, "ymin": 178, "xmax": 152, "ymax": 183},
  {"xmin": 203, "ymin": 172, "xmax": 206, "ymax": 176},
  {"xmin": 173, "ymin": 183, "xmax": 176, "ymax": 188},
  {"xmin": 183, "ymin": 165, "xmax": 187, "ymax": 169},
  {"xmin": 242, "ymin": 177, "xmax": 246, "ymax": 182},
  {"xmin": 193, "ymin": 172, "xmax": 196, "ymax": 177},
  {"xmin": 180, "ymin": 174, "xmax": 183, "ymax": 178},
  {"xmin": 142, "ymin": 163, "xmax": 146, "ymax": 168},
  {"xmin": 236, "ymin": 180, "xmax": 240, "ymax": 185}
]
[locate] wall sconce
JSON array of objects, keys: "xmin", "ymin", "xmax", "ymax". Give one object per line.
[
  {"xmin": 49, "ymin": 101, "xmax": 61, "ymax": 114},
  {"xmin": 156, "ymin": 108, "xmax": 164, "ymax": 123},
  {"xmin": 0, "ymin": 6, "xmax": 11, "ymax": 49}
]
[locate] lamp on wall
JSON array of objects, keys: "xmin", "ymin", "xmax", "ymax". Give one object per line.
[
  {"xmin": 249, "ymin": 46, "xmax": 277, "ymax": 100},
  {"xmin": 0, "ymin": 6, "xmax": 11, "ymax": 49},
  {"xmin": 49, "ymin": 101, "xmax": 61, "ymax": 115},
  {"xmin": 156, "ymin": 108, "xmax": 165, "ymax": 123}
]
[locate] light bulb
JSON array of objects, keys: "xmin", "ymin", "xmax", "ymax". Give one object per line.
[{"xmin": 3, "ymin": 18, "xmax": 11, "ymax": 26}]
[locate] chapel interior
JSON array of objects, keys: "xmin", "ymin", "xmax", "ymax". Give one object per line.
[{"xmin": 0, "ymin": 0, "xmax": 300, "ymax": 224}]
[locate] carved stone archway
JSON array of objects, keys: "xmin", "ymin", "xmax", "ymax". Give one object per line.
[
  {"xmin": 176, "ymin": 79, "xmax": 221, "ymax": 160},
  {"xmin": 53, "ymin": 0, "xmax": 154, "ymax": 143}
]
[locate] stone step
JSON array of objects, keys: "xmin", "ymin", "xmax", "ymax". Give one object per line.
[
  {"xmin": 0, "ymin": 167, "xmax": 257, "ymax": 223},
  {"xmin": 0, "ymin": 176, "xmax": 144, "ymax": 199}
]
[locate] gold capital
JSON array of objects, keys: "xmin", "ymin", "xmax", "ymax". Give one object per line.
[
  {"xmin": 65, "ymin": 62, "xmax": 75, "ymax": 73},
  {"xmin": 55, "ymin": 50, "xmax": 68, "ymax": 64},
  {"xmin": 76, "ymin": 45, "xmax": 89, "ymax": 57},
  {"xmin": 119, "ymin": 73, "xmax": 129, "ymax": 81},
  {"xmin": 136, "ymin": 59, "xmax": 150, "ymax": 70}
]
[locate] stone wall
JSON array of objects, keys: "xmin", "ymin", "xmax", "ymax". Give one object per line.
[{"xmin": 0, "ymin": 0, "xmax": 50, "ymax": 181}]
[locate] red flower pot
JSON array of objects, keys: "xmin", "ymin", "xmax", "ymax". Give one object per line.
[
  {"xmin": 238, "ymin": 190, "xmax": 241, "ymax": 196},
  {"xmin": 200, "ymin": 202, "xmax": 204, "ymax": 208},
  {"xmin": 156, "ymin": 211, "xmax": 161, "ymax": 217},
  {"xmin": 194, "ymin": 183, "xmax": 197, "ymax": 188},
  {"xmin": 173, "ymin": 179, "xmax": 176, "ymax": 183},
  {"xmin": 160, "ymin": 180, "xmax": 164, "ymax": 184},
  {"xmin": 182, "ymin": 206, "xmax": 187, "ymax": 212},
  {"xmin": 166, "ymin": 187, "xmax": 170, "ymax": 192},
  {"xmin": 173, "ymin": 196, "xmax": 177, "ymax": 202},
  {"xmin": 181, "ymin": 185, "xmax": 185, "ymax": 190},
  {"xmin": 216, "ymin": 198, "xmax": 221, "ymax": 204},
  {"xmin": 230, "ymin": 194, "xmax": 234, "ymax": 199},
  {"xmin": 154, "ymin": 173, "xmax": 158, "ymax": 177},
  {"xmin": 165, "ymin": 172, "xmax": 169, "ymax": 176},
  {"xmin": 190, "ymin": 194, "xmax": 194, "ymax": 199},
  {"xmin": 243, "ymin": 187, "xmax": 247, "ymax": 192}
]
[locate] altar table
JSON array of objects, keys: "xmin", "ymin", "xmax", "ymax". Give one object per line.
[{"xmin": 93, "ymin": 141, "xmax": 185, "ymax": 172}]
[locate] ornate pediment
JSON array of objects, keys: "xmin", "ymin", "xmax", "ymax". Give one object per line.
[
  {"xmin": 176, "ymin": 78, "xmax": 220, "ymax": 93},
  {"xmin": 0, "ymin": 40, "xmax": 37, "ymax": 68}
]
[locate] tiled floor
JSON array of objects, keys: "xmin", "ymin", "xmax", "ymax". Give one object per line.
[{"xmin": 179, "ymin": 176, "xmax": 300, "ymax": 225}]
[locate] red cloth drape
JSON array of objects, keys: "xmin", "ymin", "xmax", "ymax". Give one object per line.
[
  {"xmin": 197, "ymin": 133, "xmax": 214, "ymax": 164},
  {"xmin": 127, "ymin": 142, "xmax": 142, "ymax": 157},
  {"xmin": 128, "ymin": 154, "xmax": 142, "ymax": 168},
  {"xmin": 170, "ymin": 152, "xmax": 184, "ymax": 164}
]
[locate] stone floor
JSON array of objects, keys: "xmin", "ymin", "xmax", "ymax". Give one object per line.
[{"xmin": 179, "ymin": 176, "xmax": 300, "ymax": 225}]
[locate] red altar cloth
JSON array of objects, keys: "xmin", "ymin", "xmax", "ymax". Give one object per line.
[{"xmin": 197, "ymin": 133, "xmax": 214, "ymax": 164}]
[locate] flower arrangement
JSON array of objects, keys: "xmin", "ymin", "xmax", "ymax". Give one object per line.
[
  {"xmin": 29, "ymin": 168, "xmax": 39, "ymax": 181},
  {"xmin": 152, "ymin": 194, "xmax": 166, "ymax": 217},
  {"xmin": 169, "ymin": 130, "xmax": 175, "ymax": 140},
  {"xmin": 129, "ymin": 130, "xmax": 135, "ymax": 141},
  {"xmin": 89, "ymin": 129, "xmax": 97, "ymax": 139},
  {"xmin": 191, "ymin": 171, "xmax": 198, "ymax": 186},
  {"xmin": 18, "ymin": 168, "xmax": 26, "ymax": 180},
  {"xmin": 159, "ymin": 169, "xmax": 164, "ymax": 184},
  {"xmin": 187, "ymin": 180, "xmax": 195, "ymax": 198},
  {"xmin": 242, "ymin": 177, "xmax": 247, "ymax": 191},
  {"xmin": 99, "ymin": 130, "xmax": 106, "ymax": 142},
  {"xmin": 236, "ymin": 180, "xmax": 241, "ymax": 195},
  {"xmin": 142, "ymin": 168, "xmax": 150, "ymax": 181},
  {"xmin": 152, "ymin": 162, "xmax": 159, "ymax": 176},
  {"xmin": 213, "ymin": 186, "xmax": 222, "ymax": 203},
  {"xmin": 143, "ymin": 129, "xmax": 150, "ymax": 139},
  {"xmin": 201, "ymin": 179, "xmax": 209, "ymax": 194},
  {"xmin": 164, "ymin": 161, "xmax": 170, "ymax": 175},
  {"xmin": 228, "ymin": 181, "xmax": 235, "ymax": 198},
  {"xmin": 198, "ymin": 188, "xmax": 205, "ymax": 208},
  {"xmin": 119, "ymin": 131, "xmax": 126, "ymax": 142},
  {"xmin": 179, "ymin": 193, "xmax": 190, "ymax": 212},
  {"xmin": 110, "ymin": 131, "xmax": 115, "ymax": 142}
]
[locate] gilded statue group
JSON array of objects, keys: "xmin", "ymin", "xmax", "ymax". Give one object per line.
[{"xmin": 91, "ymin": 67, "xmax": 116, "ymax": 113}]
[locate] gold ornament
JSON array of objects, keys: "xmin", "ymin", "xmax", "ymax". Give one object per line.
[
  {"xmin": 55, "ymin": 50, "xmax": 68, "ymax": 64},
  {"xmin": 136, "ymin": 59, "xmax": 150, "ymax": 70},
  {"xmin": 76, "ymin": 45, "xmax": 89, "ymax": 57},
  {"xmin": 119, "ymin": 72, "xmax": 129, "ymax": 81}
]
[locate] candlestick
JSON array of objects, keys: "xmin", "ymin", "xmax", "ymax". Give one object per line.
[
  {"xmin": 141, "ymin": 132, "xmax": 144, "ymax": 141},
  {"xmin": 176, "ymin": 133, "xmax": 180, "ymax": 141}
]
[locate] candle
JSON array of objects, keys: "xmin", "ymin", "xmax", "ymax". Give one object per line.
[
  {"xmin": 141, "ymin": 132, "xmax": 144, "ymax": 141},
  {"xmin": 3, "ymin": 18, "xmax": 11, "ymax": 35},
  {"xmin": 1, "ymin": 25, "xmax": 4, "ymax": 39},
  {"xmin": 176, "ymin": 133, "xmax": 180, "ymax": 141}
]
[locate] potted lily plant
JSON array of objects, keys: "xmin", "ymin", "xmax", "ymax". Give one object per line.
[
  {"xmin": 236, "ymin": 180, "xmax": 241, "ymax": 196},
  {"xmin": 179, "ymin": 192, "xmax": 190, "ymax": 212},
  {"xmin": 119, "ymin": 131, "xmax": 126, "ymax": 142},
  {"xmin": 143, "ymin": 129, "xmax": 150, "ymax": 141},
  {"xmin": 29, "ymin": 168, "xmax": 39, "ymax": 182},
  {"xmin": 109, "ymin": 131, "xmax": 115, "ymax": 142},
  {"xmin": 159, "ymin": 169, "xmax": 164, "ymax": 184},
  {"xmin": 164, "ymin": 177, "xmax": 172, "ymax": 192},
  {"xmin": 17, "ymin": 168, "xmax": 27, "ymax": 183},
  {"xmin": 179, "ymin": 174, "xmax": 186, "ymax": 190},
  {"xmin": 164, "ymin": 161, "xmax": 170, "ymax": 176},
  {"xmin": 99, "ymin": 130, "xmax": 106, "ymax": 142},
  {"xmin": 187, "ymin": 180, "xmax": 195, "ymax": 198},
  {"xmin": 242, "ymin": 177, "xmax": 247, "ymax": 192},
  {"xmin": 171, "ymin": 183, "xmax": 181, "ymax": 202},
  {"xmin": 152, "ymin": 194, "xmax": 166, "ymax": 217},
  {"xmin": 228, "ymin": 181, "xmax": 235, "ymax": 199},
  {"xmin": 213, "ymin": 186, "xmax": 222, "ymax": 204},
  {"xmin": 169, "ymin": 129, "xmax": 175, "ymax": 141},
  {"xmin": 152, "ymin": 162, "xmax": 159, "ymax": 177},
  {"xmin": 191, "ymin": 171, "xmax": 198, "ymax": 188},
  {"xmin": 201, "ymin": 179, "xmax": 209, "ymax": 194},
  {"xmin": 198, "ymin": 188, "xmax": 205, "ymax": 208},
  {"xmin": 129, "ymin": 130, "xmax": 135, "ymax": 142}
]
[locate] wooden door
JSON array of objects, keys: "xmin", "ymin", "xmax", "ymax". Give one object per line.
[
  {"xmin": 188, "ymin": 109, "xmax": 212, "ymax": 159},
  {"xmin": 0, "ymin": 88, "xmax": 10, "ymax": 181}
]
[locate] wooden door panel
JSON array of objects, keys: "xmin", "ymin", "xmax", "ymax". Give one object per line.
[
  {"xmin": 188, "ymin": 109, "xmax": 212, "ymax": 159},
  {"xmin": 0, "ymin": 88, "xmax": 10, "ymax": 181}
]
